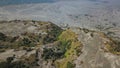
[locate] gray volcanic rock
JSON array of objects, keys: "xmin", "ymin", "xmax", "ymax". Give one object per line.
[{"xmin": 71, "ymin": 28, "xmax": 120, "ymax": 68}]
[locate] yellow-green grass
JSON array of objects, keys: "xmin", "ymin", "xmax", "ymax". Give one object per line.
[{"xmin": 56, "ymin": 29, "xmax": 82, "ymax": 68}]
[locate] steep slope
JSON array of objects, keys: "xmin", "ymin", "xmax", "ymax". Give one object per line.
[
  {"xmin": 71, "ymin": 28, "xmax": 120, "ymax": 68},
  {"xmin": 0, "ymin": 20, "xmax": 120, "ymax": 68}
]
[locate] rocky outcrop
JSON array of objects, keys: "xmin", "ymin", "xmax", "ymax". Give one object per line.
[{"xmin": 71, "ymin": 28, "xmax": 120, "ymax": 68}]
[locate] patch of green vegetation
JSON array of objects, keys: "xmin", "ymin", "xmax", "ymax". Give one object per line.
[
  {"xmin": 42, "ymin": 40, "xmax": 71, "ymax": 60},
  {"xmin": 100, "ymin": 32, "xmax": 120, "ymax": 55},
  {"xmin": 0, "ymin": 59, "xmax": 30, "ymax": 68},
  {"xmin": 24, "ymin": 54, "xmax": 38, "ymax": 66},
  {"xmin": 0, "ymin": 53, "xmax": 39, "ymax": 68},
  {"xmin": 105, "ymin": 39, "xmax": 120, "ymax": 55},
  {"xmin": 0, "ymin": 20, "xmax": 64, "ymax": 51},
  {"xmin": 111, "ymin": 40, "xmax": 120, "ymax": 53},
  {"xmin": 0, "ymin": 34, "xmax": 37, "ymax": 51},
  {"xmin": 58, "ymin": 40, "xmax": 71, "ymax": 53},
  {"xmin": 43, "ymin": 23, "xmax": 63, "ymax": 44},
  {"xmin": 53, "ymin": 29, "xmax": 82, "ymax": 68},
  {"xmin": 0, "ymin": 56, "xmax": 29, "ymax": 68},
  {"xmin": 41, "ymin": 29, "xmax": 82, "ymax": 68},
  {"xmin": 0, "ymin": 34, "xmax": 20, "ymax": 50},
  {"xmin": 19, "ymin": 38, "xmax": 35, "ymax": 47},
  {"xmin": 42, "ymin": 47, "xmax": 65, "ymax": 60},
  {"xmin": 0, "ymin": 32, "xmax": 6, "ymax": 41},
  {"xmin": 67, "ymin": 62, "xmax": 75, "ymax": 68}
]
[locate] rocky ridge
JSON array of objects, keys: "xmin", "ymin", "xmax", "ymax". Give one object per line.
[{"xmin": 0, "ymin": 20, "xmax": 119, "ymax": 68}]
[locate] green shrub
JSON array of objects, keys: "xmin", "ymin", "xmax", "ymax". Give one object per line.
[
  {"xmin": 67, "ymin": 62, "xmax": 75, "ymax": 68},
  {"xmin": 42, "ymin": 48, "xmax": 64, "ymax": 60},
  {"xmin": 0, "ymin": 57, "xmax": 30, "ymax": 68},
  {"xmin": 21, "ymin": 38, "xmax": 31, "ymax": 45},
  {"xmin": 42, "ymin": 40, "xmax": 71, "ymax": 61},
  {"xmin": 58, "ymin": 40, "xmax": 71, "ymax": 54},
  {"xmin": 20, "ymin": 38, "xmax": 35, "ymax": 47},
  {"xmin": 43, "ymin": 24, "xmax": 63, "ymax": 44},
  {"xmin": 112, "ymin": 41, "xmax": 120, "ymax": 52},
  {"xmin": 0, "ymin": 32, "xmax": 6, "ymax": 41},
  {"xmin": 0, "ymin": 61, "xmax": 8, "ymax": 68}
]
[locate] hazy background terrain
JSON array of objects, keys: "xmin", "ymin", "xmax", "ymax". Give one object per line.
[
  {"xmin": 0, "ymin": 0, "xmax": 120, "ymax": 6},
  {"xmin": 0, "ymin": 0, "xmax": 120, "ymax": 29}
]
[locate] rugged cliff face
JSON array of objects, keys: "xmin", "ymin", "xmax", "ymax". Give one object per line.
[{"xmin": 0, "ymin": 20, "xmax": 120, "ymax": 68}]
